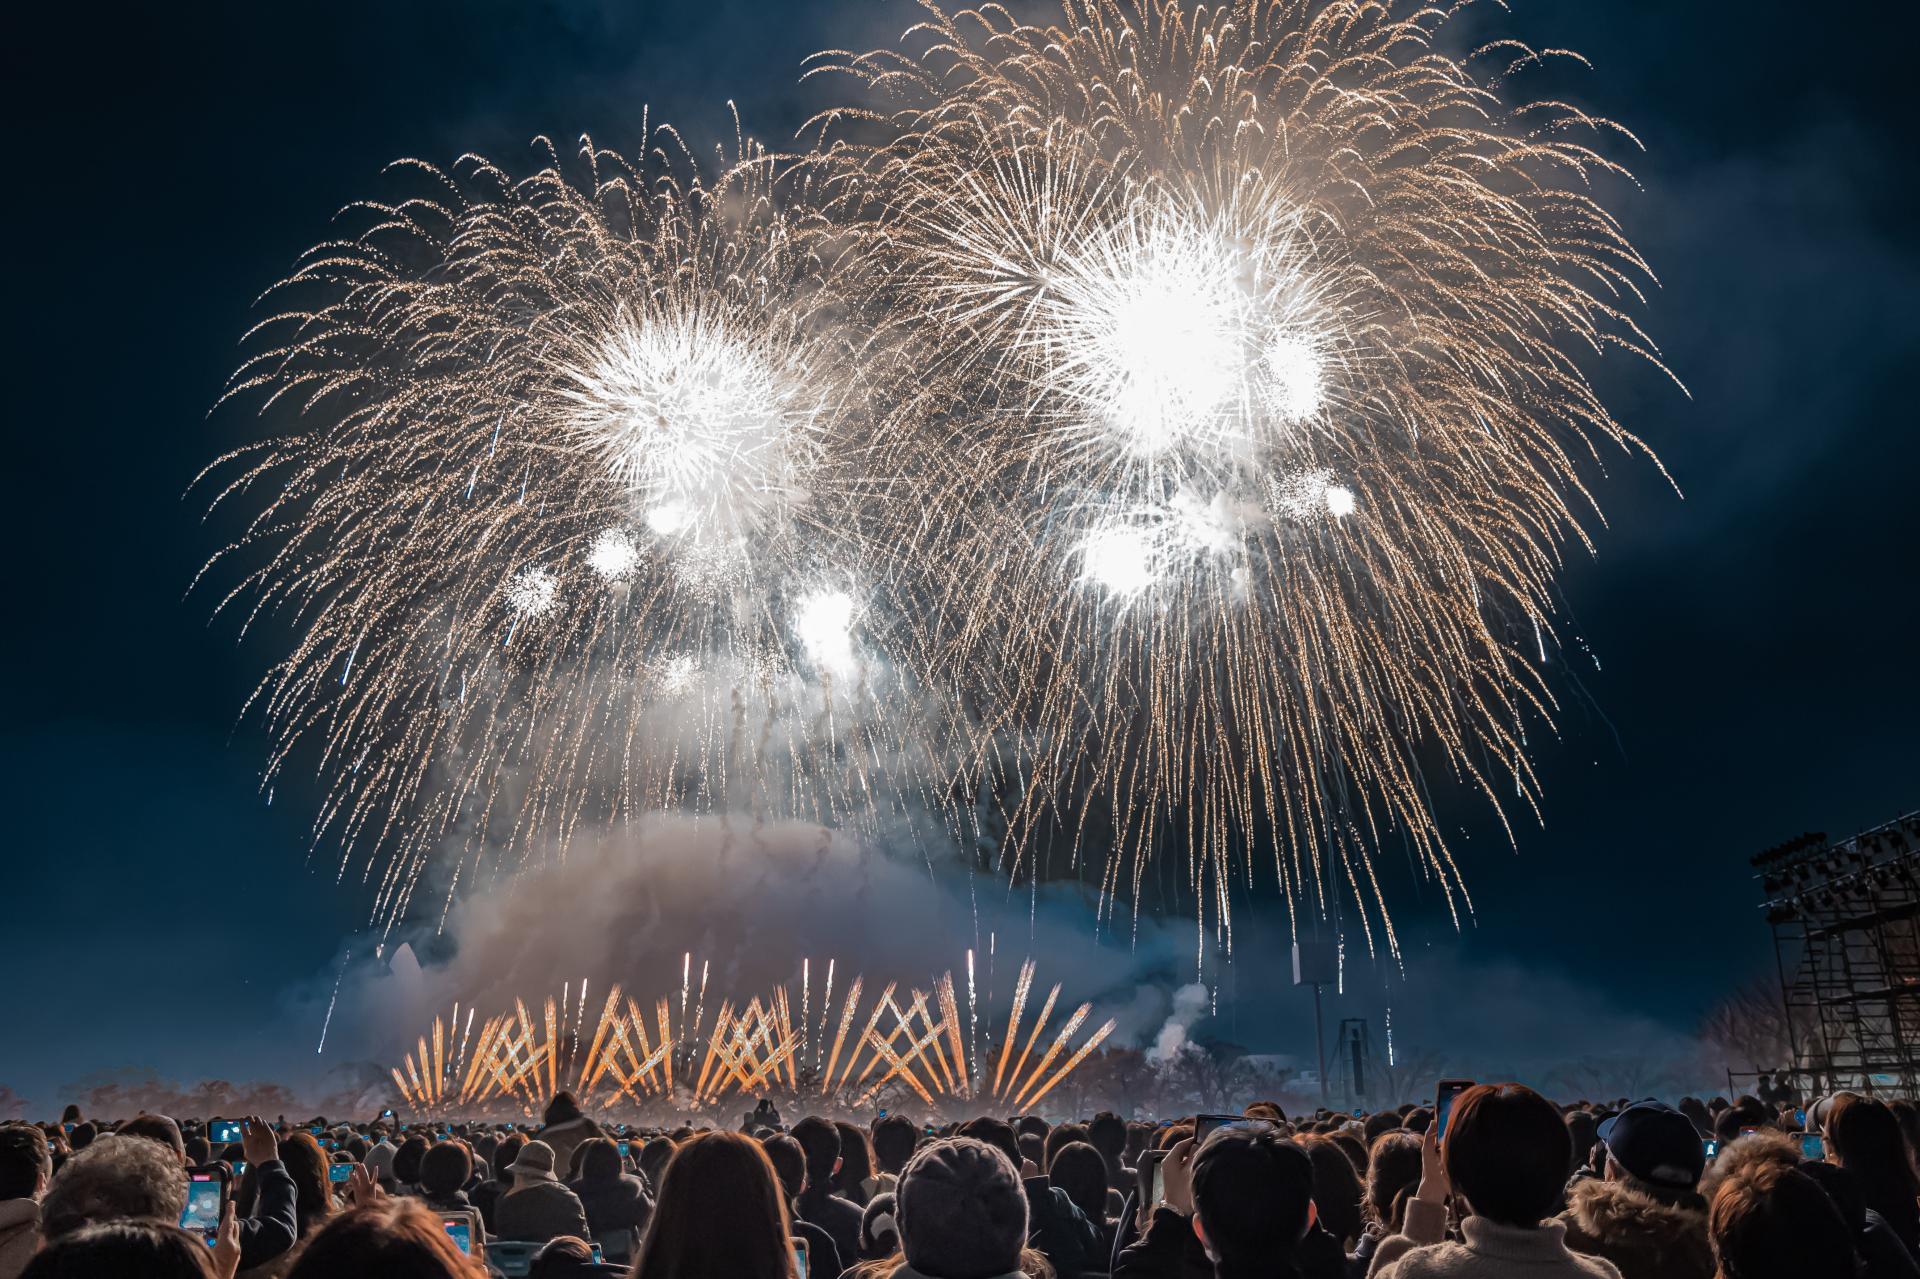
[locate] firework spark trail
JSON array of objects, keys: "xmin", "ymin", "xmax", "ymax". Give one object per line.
[{"xmin": 210, "ymin": 0, "xmax": 1670, "ymax": 956}]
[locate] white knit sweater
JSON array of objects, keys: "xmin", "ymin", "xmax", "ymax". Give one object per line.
[{"xmin": 1368, "ymin": 1198, "xmax": 1623, "ymax": 1279}]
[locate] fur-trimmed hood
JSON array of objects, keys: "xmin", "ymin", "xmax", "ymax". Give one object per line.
[{"xmin": 1558, "ymin": 1178, "xmax": 1713, "ymax": 1279}]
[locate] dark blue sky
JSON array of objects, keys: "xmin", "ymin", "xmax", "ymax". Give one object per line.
[{"xmin": 2, "ymin": 0, "xmax": 1915, "ymax": 1103}]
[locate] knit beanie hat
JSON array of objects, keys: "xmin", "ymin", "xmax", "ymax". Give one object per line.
[{"xmin": 898, "ymin": 1138, "xmax": 1028, "ymax": 1279}]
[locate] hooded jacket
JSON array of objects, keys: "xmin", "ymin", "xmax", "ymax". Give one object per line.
[
  {"xmin": 1555, "ymin": 1178, "xmax": 1712, "ymax": 1279},
  {"xmin": 0, "ymin": 1199, "xmax": 39, "ymax": 1279},
  {"xmin": 568, "ymin": 1171, "xmax": 652, "ymax": 1241},
  {"xmin": 535, "ymin": 1116, "xmax": 603, "ymax": 1177}
]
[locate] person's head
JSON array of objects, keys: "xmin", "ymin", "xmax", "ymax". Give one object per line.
[
  {"xmin": 393, "ymin": 1135, "xmax": 429, "ymax": 1186},
  {"xmin": 1824, "ymin": 1093, "xmax": 1920, "ymax": 1202},
  {"xmin": 59, "ymin": 1106, "xmax": 82, "ymax": 1127},
  {"xmin": 638, "ymin": 1136, "xmax": 677, "ymax": 1191},
  {"xmin": 637, "ymin": 1131, "xmax": 794, "ymax": 1279},
  {"xmin": 420, "ymin": 1140, "xmax": 474, "ymax": 1198},
  {"xmin": 1046, "ymin": 1142, "xmax": 1109, "ymax": 1225},
  {"xmin": 896, "ymin": 1138, "xmax": 1028, "ymax": 1279},
  {"xmin": 860, "ymin": 1190, "xmax": 901, "ymax": 1260},
  {"xmin": 0, "ymin": 1123, "xmax": 54, "ymax": 1201},
  {"xmin": 529, "ymin": 1236, "xmax": 598, "ymax": 1277},
  {"xmin": 1597, "ymin": 1100, "xmax": 1707, "ymax": 1201},
  {"xmin": 1086, "ymin": 1113, "xmax": 1124, "ymax": 1164},
  {"xmin": 40, "ymin": 1136, "xmax": 188, "ymax": 1240},
  {"xmin": 1679, "ymin": 1096, "xmax": 1713, "ymax": 1137},
  {"xmin": 791, "ymin": 1116, "xmax": 843, "ymax": 1191},
  {"xmin": 493, "ymin": 1133, "xmax": 526, "ymax": 1177},
  {"xmin": 1365, "ymin": 1131, "xmax": 1422, "ymax": 1229},
  {"xmin": 543, "ymin": 1091, "xmax": 585, "ymax": 1126},
  {"xmin": 1190, "ymin": 1129, "xmax": 1315, "ymax": 1269},
  {"xmin": 1156, "ymin": 1124, "xmax": 1193, "ymax": 1151},
  {"xmin": 872, "ymin": 1115, "xmax": 918, "ymax": 1176},
  {"xmin": 278, "ymin": 1131, "xmax": 335, "ymax": 1226},
  {"xmin": 510, "ymin": 1141, "xmax": 560, "ymax": 1188},
  {"xmin": 1564, "ymin": 1110, "xmax": 1598, "ymax": 1174},
  {"xmin": 286, "ymin": 1197, "xmax": 485, "ymax": 1279},
  {"xmin": 1442, "ymin": 1084, "xmax": 1572, "ymax": 1228},
  {"xmin": 19, "ymin": 1220, "xmax": 217, "ymax": 1279},
  {"xmin": 66, "ymin": 1124, "xmax": 96, "ymax": 1152},
  {"xmin": 1362, "ymin": 1110, "xmax": 1401, "ymax": 1145},
  {"xmin": 762, "ymin": 1134, "xmax": 807, "ymax": 1201},
  {"xmin": 1402, "ymin": 1107, "xmax": 1432, "ymax": 1135},
  {"xmin": 1013, "ymin": 1115, "xmax": 1048, "ymax": 1142},
  {"xmin": 117, "ymin": 1115, "xmax": 186, "ymax": 1166},
  {"xmin": 572, "ymin": 1136, "xmax": 620, "ymax": 1188},
  {"xmin": 1300, "ymin": 1136, "xmax": 1364, "ymax": 1247},
  {"xmin": 834, "ymin": 1121, "xmax": 875, "ymax": 1197},
  {"xmin": 1016, "ymin": 1133, "xmax": 1044, "ymax": 1168},
  {"xmin": 957, "ymin": 1117, "xmax": 1022, "ymax": 1170},
  {"xmin": 1042, "ymin": 1123, "xmax": 1087, "ymax": 1170},
  {"xmin": 1708, "ymin": 1162, "xmax": 1854, "ymax": 1279}
]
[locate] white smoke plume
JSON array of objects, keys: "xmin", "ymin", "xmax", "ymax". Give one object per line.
[{"xmin": 1151, "ymin": 981, "xmax": 1212, "ymax": 1061}]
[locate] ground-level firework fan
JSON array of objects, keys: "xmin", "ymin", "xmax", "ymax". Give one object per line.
[{"xmin": 390, "ymin": 955, "xmax": 1115, "ymax": 1116}]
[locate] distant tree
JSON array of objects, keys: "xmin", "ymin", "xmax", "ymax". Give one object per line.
[
  {"xmin": 1366, "ymin": 1048, "xmax": 1450, "ymax": 1109},
  {"xmin": 1699, "ymin": 975, "xmax": 1796, "ymax": 1072},
  {"xmin": 0, "ymin": 1085, "xmax": 24, "ymax": 1119},
  {"xmin": 1542, "ymin": 1055, "xmax": 1692, "ymax": 1104},
  {"xmin": 1166, "ymin": 1036, "xmax": 1254, "ymax": 1113}
]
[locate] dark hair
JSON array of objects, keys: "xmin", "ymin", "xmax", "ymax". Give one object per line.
[
  {"xmin": 1442, "ymin": 1084, "xmax": 1572, "ymax": 1227},
  {"xmin": 1043, "ymin": 1123, "xmax": 1088, "ymax": 1170},
  {"xmin": 1156, "ymin": 1124, "xmax": 1193, "ymax": 1151},
  {"xmin": 1564, "ymin": 1110, "xmax": 1599, "ymax": 1175},
  {"xmin": 494, "ymin": 1134, "xmax": 525, "ymax": 1174},
  {"xmin": 68, "ymin": 1124, "xmax": 97, "ymax": 1152},
  {"xmin": 1709, "ymin": 1163, "xmax": 1854, "ymax": 1279},
  {"xmin": 20, "ymin": 1220, "xmax": 217, "ymax": 1279},
  {"xmin": 0, "ymin": 1123, "xmax": 53, "ymax": 1200},
  {"xmin": 1016, "ymin": 1133, "xmax": 1044, "ymax": 1168},
  {"xmin": 118, "ymin": 1115, "xmax": 185, "ymax": 1164},
  {"xmin": 1014, "ymin": 1116, "xmax": 1049, "ymax": 1140},
  {"xmin": 897, "ymin": 1138, "xmax": 1027, "ymax": 1279},
  {"xmin": 635, "ymin": 1131, "xmax": 794, "ymax": 1279},
  {"xmin": 762, "ymin": 1134, "xmax": 806, "ymax": 1200},
  {"xmin": 278, "ymin": 1131, "xmax": 336, "ymax": 1234},
  {"xmin": 286, "ymin": 1198, "xmax": 482, "ymax": 1279},
  {"xmin": 392, "ymin": 1135, "xmax": 428, "ymax": 1186},
  {"xmin": 791, "ymin": 1116, "xmax": 842, "ymax": 1188},
  {"xmin": 1191, "ymin": 1129, "xmax": 1315, "ymax": 1267},
  {"xmin": 529, "ymin": 1235, "xmax": 597, "ymax": 1276},
  {"xmin": 60, "ymin": 1106, "xmax": 83, "ymax": 1126},
  {"xmin": 1825, "ymin": 1093, "xmax": 1920, "ymax": 1239},
  {"xmin": 1402, "ymin": 1108, "xmax": 1433, "ymax": 1135},
  {"xmin": 1301, "ymin": 1136, "xmax": 1365, "ymax": 1247},
  {"xmin": 638, "ymin": 1137, "xmax": 677, "ymax": 1192},
  {"xmin": 957, "ymin": 1117, "xmax": 1021, "ymax": 1169},
  {"xmin": 834, "ymin": 1121, "xmax": 875, "ymax": 1200},
  {"xmin": 871, "ymin": 1115, "xmax": 918, "ymax": 1175},
  {"xmin": 1086, "ymin": 1113, "xmax": 1125, "ymax": 1163},
  {"xmin": 420, "ymin": 1140, "xmax": 473, "ymax": 1197},
  {"xmin": 1046, "ymin": 1142, "xmax": 1110, "ymax": 1225},
  {"xmin": 543, "ymin": 1092, "xmax": 585, "ymax": 1126},
  {"xmin": 1365, "ymin": 1131, "xmax": 1422, "ymax": 1227},
  {"xmin": 575, "ymin": 1137, "xmax": 621, "ymax": 1187},
  {"xmin": 1362, "ymin": 1111, "xmax": 1402, "ymax": 1144}
]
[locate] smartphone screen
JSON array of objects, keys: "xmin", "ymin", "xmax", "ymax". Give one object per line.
[
  {"xmin": 443, "ymin": 1219, "xmax": 472, "ymax": 1254},
  {"xmin": 180, "ymin": 1173, "xmax": 225, "ymax": 1246},
  {"xmin": 234, "ymin": 1161, "xmax": 248, "ymax": 1176},
  {"xmin": 618, "ymin": 1142, "xmax": 631, "ymax": 1157},
  {"xmin": 330, "ymin": 1162, "xmax": 354, "ymax": 1183},
  {"xmin": 1800, "ymin": 1133, "xmax": 1826, "ymax": 1161},
  {"xmin": 1703, "ymin": 1138, "xmax": 1720, "ymax": 1160},
  {"xmin": 793, "ymin": 1237, "xmax": 809, "ymax": 1279},
  {"xmin": 1434, "ymin": 1080, "xmax": 1474, "ymax": 1142},
  {"xmin": 1192, "ymin": 1114, "xmax": 1280, "ymax": 1146},
  {"xmin": 209, "ymin": 1120, "xmax": 243, "ymax": 1145}
]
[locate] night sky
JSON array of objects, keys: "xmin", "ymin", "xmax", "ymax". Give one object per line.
[{"xmin": 3, "ymin": 0, "xmax": 1916, "ymax": 1105}]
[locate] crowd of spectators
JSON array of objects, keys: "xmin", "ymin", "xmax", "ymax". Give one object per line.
[{"xmin": 1, "ymin": 1081, "xmax": 1915, "ymax": 1279}]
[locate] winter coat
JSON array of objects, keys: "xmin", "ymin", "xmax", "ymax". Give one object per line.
[
  {"xmin": 0, "ymin": 1198, "xmax": 39, "ymax": 1279},
  {"xmin": 495, "ymin": 1177, "xmax": 591, "ymax": 1243},
  {"xmin": 569, "ymin": 1172, "xmax": 652, "ymax": 1243},
  {"xmin": 1024, "ymin": 1175, "xmax": 1103, "ymax": 1275},
  {"xmin": 799, "ymin": 1186, "xmax": 866, "ymax": 1273},
  {"xmin": 536, "ymin": 1116, "xmax": 603, "ymax": 1176},
  {"xmin": 1368, "ymin": 1198, "xmax": 1623, "ymax": 1279},
  {"xmin": 1859, "ymin": 1209, "xmax": 1920, "ymax": 1279},
  {"xmin": 236, "ymin": 1158, "xmax": 301, "ymax": 1271},
  {"xmin": 1555, "ymin": 1178, "xmax": 1712, "ymax": 1279}
]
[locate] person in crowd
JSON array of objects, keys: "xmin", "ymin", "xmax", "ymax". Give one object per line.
[
  {"xmin": 1369, "ymin": 1084, "xmax": 1623, "ymax": 1278},
  {"xmin": 793, "ymin": 1116, "xmax": 865, "ymax": 1268},
  {"xmin": 1088, "ymin": 1112, "xmax": 1130, "ymax": 1193},
  {"xmin": 284, "ymin": 1196, "xmax": 484, "ymax": 1279},
  {"xmin": 418, "ymin": 1139, "xmax": 487, "ymax": 1252},
  {"xmin": 20, "ymin": 1218, "xmax": 238, "ymax": 1279},
  {"xmin": 633, "ymin": 1130, "xmax": 797, "ymax": 1279},
  {"xmin": 537, "ymin": 1093, "xmax": 604, "ymax": 1177},
  {"xmin": 0, "ymin": 1124, "xmax": 54, "ymax": 1279},
  {"xmin": 1706, "ymin": 1162, "xmax": 1853, "ymax": 1279},
  {"xmin": 870, "ymin": 1117, "xmax": 916, "ymax": 1197},
  {"xmin": 959, "ymin": 1116, "xmax": 1101, "ymax": 1275},
  {"xmin": 275, "ymin": 1130, "xmax": 338, "ymax": 1242},
  {"xmin": 390, "ymin": 1136, "xmax": 428, "ymax": 1193},
  {"xmin": 894, "ymin": 1138, "xmax": 1032, "ymax": 1279},
  {"xmin": 63, "ymin": 1127, "xmax": 94, "ymax": 1155},
  {"xmin": 1556, "ymin": 1100, "xmax": 1711, "ymax": 1279},
  {"xmin": 473, "ymin": 1134, "xmax": 524, "ymax": 1230},
  {"xmin": 1825, "ymin": 1093, "xmax": 1920, "ymax": 1256},
  {"xmin": 527, "ymin": 1235, "xmax": 613, "ymax": 1277},
  {"xmin": 1043, "ymin": 1124, "xmax": 1089, "ymax": 1171},
  {"xmin": 763, "ymin": 1133, "xmax": 845, "ymax": 1278},
  {"xmin": 834, "ymin": 1122, "xmax": 882, "ymax": 1205},
  {"xmin": 39, "ymin": 1135, "xmax": 188, "ymax": 1239},
  {"xmin": 1047, "ymin": 1141, "xmax": 1118, "ymax": 1259},
  {"xmin": 636, "ymin": 1137, "xmax": 676, "ymax": 1196},
  {"xmin": 1356, "ymin": 1132, "xmax": 1425, "ymax": 1277},
  {"xmin": 119, "ymin": 1116, "xmax": 188, "ymax": 1165},
  {"xmin": 496, "ymin": 1141, "xmax": 590, "ymax": 1244},
  {"xmin": 567, "ymin": 1137, "xmax": 650, "ymax": 1260},
  {"xmin": 1796, "ymin": 1160, "xmax": 1920, "ymax": 1279},
  {"xmin": 363, "ymin": 1129, "xmax": 397, "ymax": 1186}
]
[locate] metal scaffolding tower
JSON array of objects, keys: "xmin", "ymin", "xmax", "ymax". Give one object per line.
[{"xmin": 1754, "ymin": 812, "xmax": 1920, "ymax": 1096}]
